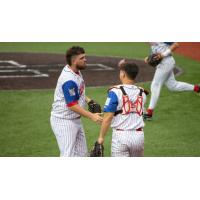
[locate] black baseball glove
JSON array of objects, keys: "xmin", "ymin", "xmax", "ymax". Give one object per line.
[
  {"xmin": 146, "ymin": 53, "xmax": 163, "ymax": 67},
  {"xmin": 90, "ymin": 141, "xmax": 104, "ymax": 157},
  {"xmin": 88, "ymin": 100, "xmax": 102, "ymax": 113},
  {"xmin": 143, "ymin": 89, "xmax": 150, "ymax": 96}
]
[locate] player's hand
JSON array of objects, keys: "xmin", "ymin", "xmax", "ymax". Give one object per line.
[
  {"xmin": 144, "ymin": 57, "xmax": 148, "ymax": 63},
  {"xmin": 90, "ymin": 113, "xmax": 103, "ymax": 124},
  {"xmin": 97, "ymin": 137, "xmax": 104, "ymax": 144},
  {"xmin": 118, "ymin": 59, "xmax": 126, "ymax": 68},
  {"xmin": 154, "ymin": 53, "xmax": 163, "ymax": 60}
]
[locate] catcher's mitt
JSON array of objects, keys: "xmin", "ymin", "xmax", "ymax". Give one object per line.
[
  {"xmin": 90, "ymin": 141, "xmax": 104, "ymax": 157},
  {"xmin": 88, "ymin": 100, "xmax": 102, "ymax": 113},
  {"xmin": 146, "ymin": 53, "xmax": 163, "ymax": 67}
]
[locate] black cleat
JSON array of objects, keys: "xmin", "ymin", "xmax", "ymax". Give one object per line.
[
  {"xmin": 143, "ymin": 113, "xmax": 153, "ymax": 121},
  {"xmin": 198, "ymin": 85, "xmax": 200, "ymax": 93}
]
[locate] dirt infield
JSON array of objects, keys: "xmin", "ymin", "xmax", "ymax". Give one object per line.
[{"xmin": 0, "ymin": 52, "xmax": 181, "ymax": 90}]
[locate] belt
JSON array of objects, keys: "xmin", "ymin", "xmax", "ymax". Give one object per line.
[{"xmin": 116, "ymin": 128, "xmax": 143, "ymax": 132}]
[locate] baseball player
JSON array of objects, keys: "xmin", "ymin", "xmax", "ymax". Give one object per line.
[
  {"xmin": 50, "ymin": 46, "xmax": 103, "ymax": 157},
  {"xmin": 144, "ymin": 42, "xmax": 200, "ymax": 120},
  {"xmin": 97, "ymin": 60, "xmax": 147, "ymax": 157}
]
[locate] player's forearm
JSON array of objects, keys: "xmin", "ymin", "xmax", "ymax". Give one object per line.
[
  {"xmin": 98, "ymin": 113, "xmax": 113, "ymax": 144},
  {"xmin": 170, "ymin": 42, "xmax": 179, "ymax": 52},
  {"xmin": 69, "ymin": 104, "xmax": 102, "ymax": 124},
  {"xmin": 99, "ymin": 121, "xmax": 110, "ymax": 139},
  {"xmin": 162, "ymin": 42, "xmax": 179, "ymax": 57},
  {"xmin": 69, "ymin": 104, "xmax": 93, "ymax": 119}
]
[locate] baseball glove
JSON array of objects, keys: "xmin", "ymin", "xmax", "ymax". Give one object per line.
[
  {"xmin": 143, "ymin": 89, "xmax": 150, "ymax": 96},
  {"xmin": 90, "ymin": 141, "xmax": 104, "ymax": 157},
  {"xmin": 88, "ymin": 100, "xmax": 102, "ymax": 113},
  {"xmin": 146, "ymin": 53, "xmax": 163, "ymax": 67}
]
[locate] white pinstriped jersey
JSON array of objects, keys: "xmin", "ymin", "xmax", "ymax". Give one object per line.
[
  {"xmin": 149, "ymin": 42, "xmax": 174, "ymax": 54},
  {"xmin": 51, "ymin": 65, "xmax": 86, "ymax": 119},
  {"xmin": 104, "ymin": 84, "xmax": 146, "ymax": 130}
]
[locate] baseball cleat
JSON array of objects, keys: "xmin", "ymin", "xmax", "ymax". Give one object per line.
[
  {"xmin": 198, "ymin": 85, "xmax": 200, "ymax": 93},
  {"xmin": 194, "ymin": 84, "xmax": 200, "ymax": 93},
  {"xmin": 143, "ymin": 113, "xmax": 153, "ymax": 121}
]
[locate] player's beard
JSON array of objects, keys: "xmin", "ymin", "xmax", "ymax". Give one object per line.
[{"xmin": 76, "ymin": 63, "xmax": 87, "ymax": 70}]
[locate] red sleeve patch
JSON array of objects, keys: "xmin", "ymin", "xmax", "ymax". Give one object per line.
[{"xmin": 67, "ymin": 101, "xmax": 78, "ymax": 107}]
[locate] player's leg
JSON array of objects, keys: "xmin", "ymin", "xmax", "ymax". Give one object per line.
[
  {"xmin": 144, "ymin": 66, "xmax": 171, "ymax": 119},
  {"xmin": 50, "ymin": 117, "xmax": 78, "ymax": 157},
  {"xmin": 73, "ymin": 120, "xmax": 88, "ymax": 157},
  {"xmin": 129, "ymin": 131, "xmax": 144, "ymax": 157},
  {"xmin": 165, "ymin": 70, "xmax": 200, "ymax": 92},
  {"xmin": 111, "ymin": 131, "xmax": 130, "ymax": 157}
]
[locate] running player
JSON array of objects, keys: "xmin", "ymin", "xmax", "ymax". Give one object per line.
[
  {"xmin": 50, "ymin": 46, "xmax": 102, "ymax": 157},
  {"xmin": 144, "ymin": 42, "xmax": 200, "ymax": 120},
  {"xmin": 97, "ymin": 60, "xmax": 147, "ymax": 157}
]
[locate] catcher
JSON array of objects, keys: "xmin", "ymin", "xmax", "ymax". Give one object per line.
[{"xmin": 91, "ymin": 60, "xmax": 147, "ymax": 157}]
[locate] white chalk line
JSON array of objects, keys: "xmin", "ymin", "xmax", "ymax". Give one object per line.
[
  {"xmin": 0, "ymin": 60, "xmax": 183, "ymax": 81},
  {"xmin": 0, "ymin": 61, "xmax": 114, "ymax": 78}
]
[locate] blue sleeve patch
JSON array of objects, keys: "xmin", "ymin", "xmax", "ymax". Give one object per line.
[
  {"xmin": 164, "ymin": 42, "xmax": 174, "ymax": 45},
  {"xmin": 62, "ymin": 80, "xmax": 79, "ymax": 104},
  {"xmin": 103, "ymin": 91, "xmax": 118, "ymax": 112}
]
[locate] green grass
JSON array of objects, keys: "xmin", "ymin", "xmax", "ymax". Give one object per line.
[
  {"xmin": 0, "ymin": 42, "xmax": 149, "ymax": 58},
  {"xmin": 0, "ymin": 42, "xmax": 200, "ymax": 156},
  {"xmin": 0, "ymin": 90, "xmax": 59, "ymax": 156}
]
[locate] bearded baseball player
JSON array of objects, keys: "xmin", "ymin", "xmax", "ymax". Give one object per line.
[
  {"xmin": 144, "ymin": 42, "xmax": 200, "ymax": 120},
  {"xmin": 50, "ymin": 46, "xmax": 103, "ymax": 157},
  {"xmin": 96, "ymin": 60, "xmax": 147, "ymax": 157}
]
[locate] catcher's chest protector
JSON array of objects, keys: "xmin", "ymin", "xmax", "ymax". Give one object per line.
[{"xmin": 114, "ymin": 86, "xmax": 143, "ymax": 116}]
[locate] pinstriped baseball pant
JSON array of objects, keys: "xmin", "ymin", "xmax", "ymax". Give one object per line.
[
  {"xmin": 50, "ymin": 116, "xmax": 88, "ymax": 157},
  {"xmin": 111, "ymin": 130, "xmax": 144, "ymax": 157},
  {"xmin": 149, "ymin": 56, "xmax": 194, "ymax": 110}
]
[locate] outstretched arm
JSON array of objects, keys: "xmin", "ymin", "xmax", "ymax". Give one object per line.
[
  {"xmin": 69, "ymin": 104, "xmax": 102, "ymax": 124},
  {"xmin": 169, "ymin": 42, "xmax": 180, "ymax": 52},
  {"xmin": 161, "ymin": 42, "xmax": 179, "ymax": 57}
]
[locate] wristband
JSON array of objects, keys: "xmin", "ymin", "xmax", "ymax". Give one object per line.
[{"xmin": 162, "ymin": 49, "xmax": 171, "ymax": 57}]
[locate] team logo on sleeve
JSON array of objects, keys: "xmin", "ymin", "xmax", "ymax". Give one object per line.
[
  {"xmin": 105, "ymin": 98, "xmax": 111, "ymax": 106},
  {"xmin": 69, "ymin": 88, "xmax": 76, "ymax": 96}
]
